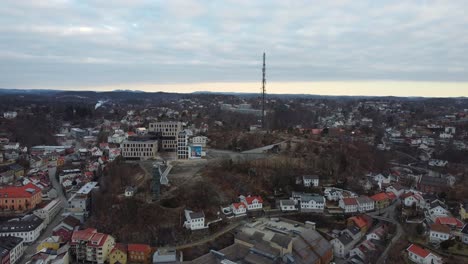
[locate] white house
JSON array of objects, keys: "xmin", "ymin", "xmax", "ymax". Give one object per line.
[
  {"xmin": 231, "ymin": 202, "xmax": 247, "ymax": 216},
  {"xmin": 300, "ymin": 194, "xmax": 325, "ymax": 213},
  {"xmin": 0, "ymin": 214, "xmax": 44, "ymax": 243},
  {"xmin": 373, "ymin": 173, "xmax": 392, "ymax": 185},
  {"xmin": 331, "ymin": 233, "xmax": 357, "ymax": 259},
  {"xmin": 406, "ymin": 244, "xmax": 443, "ymax": 264},
  {"xmin": 402, "ymin": 192, "xmax": 424, "ymax": 207},
  {"xmin": 280, "ymin": 200, "xmax": 297, "ymax": 212},
  {"xmin": 124, "ymin": 186, "xmax": 135, "ymax": 197},
  {"xmin": 427, "ymin": 203, "xmax": 449, "ymax": 221},
  {"xmin": 445, "ymin": 127, "xmax": 456, "ymax": 134},
  {"xmin": 339, "ymin": 198, "xmax": 358, "ymax": 214},
  {"xmin": 439, "ymin": 132, "xmax": 453, "ymax": 139},
  {"xmin": 428, "ymin": 159, "xmax": 448, "ymax": 167},
  {"xmin": 0, "ymin": 236, "xmax": 24, "ymax": 264},
  {"xmin": 3, "ymin": 111, "xmax": 18, "ymax": 119},
  {"xmin": 302, "ymin": 175, "xmax": 319, "ymax": 187},
  {"xmin": 385, "ymin": 185, "xmax": 406, "ymax": 198},
  {"xmin": 429, "ymin": 224, "xmax": 451, "ymax": 243},
  {"xmin": 324, "ymin": 187, "xmax": 342, "ymax": 201},
  {"xmin": 355, "ymin": 196, "xmax": 375, "ymax": 212},
  {"xmin": 239, "ymin": 195, "xmax": 263, "ymax": 211},
  {"xmin": 183, "ymin": 209, "xmax": 206, "ymax": 230}
]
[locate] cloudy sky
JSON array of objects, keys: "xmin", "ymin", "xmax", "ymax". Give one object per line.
[{"xmin": 1, "ymin": 0, "xmax": 468, "ymax": 97}]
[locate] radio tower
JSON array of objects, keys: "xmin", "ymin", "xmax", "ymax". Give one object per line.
[{"xmin": 262, "ymin": 52, "xmax": 266, "ymax": 129}]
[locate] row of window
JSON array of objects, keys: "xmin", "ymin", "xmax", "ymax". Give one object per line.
[{"xmin": 124, "ymin": 144, "xmax": 154, "ymax": 148}]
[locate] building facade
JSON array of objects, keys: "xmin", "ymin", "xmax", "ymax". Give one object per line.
[
  {"xmin": 0, "ymin": 183, "xmax": 42, "ymax": 212},
  {"xmin": 121, "ymin": 140, "xmax": 158, "ymax": 160},
  {"xmin": 148, "ymin": 122, "xmax": 182, "ymax": 150}
]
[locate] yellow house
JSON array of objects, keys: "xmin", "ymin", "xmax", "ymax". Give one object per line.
[
  {"xmin": 460, "ymin": 203, "xmax": 468, "ymax": 220},
  {"xmin": 109, "ymin": 243, "xmax": 127, "ymax": 264},
  {"xmin": 36, "ymin": 236, "xmax": 61, "ymax": 252}
]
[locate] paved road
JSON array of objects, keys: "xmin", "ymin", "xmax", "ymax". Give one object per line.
[
  {"xmin": 367, "ymin": 200, "xmax": 404, "ymax": 264},
  {"xmin": 21, "ymin": 162, "xmax": 68, "ymax": 264}
]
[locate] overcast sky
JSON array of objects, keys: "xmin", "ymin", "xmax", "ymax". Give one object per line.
[{"xmin": 1, "ymin": 0, "xmax": 468, "ymax": 96}]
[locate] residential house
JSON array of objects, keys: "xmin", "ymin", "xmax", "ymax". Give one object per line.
[
  {"xmin": 406, "ymin": 244, "xmax": 442, "ymax": 264},
  {"xmin": 124, "ymin": 187, "xmax": 135, "ymax": 197},
  {"xmin": 355, "ymin": 196, "xmax": 375, "ymax": 213},
  {"xmin": 128, "ymin": 244, "xmax": 152, "ymax": 264},
  {"xmin": 36, "ymin": 236, "xmax": 61, "ymax": 252},
  {"xmin": 339, "ymin": 198, "xmax": 358, "ymax": 214},
  {"xmin": 0, "ymin": 214, "xmax": 44, "ymax": 243},
  {"xmin": 385, "ymin": 185, "xmax": 406, "ymax": 198},
  {"xmin": 429, "ymin": 224, "xmax": 451, "ymax": 243},
  {"xmin": 0, "ymin": 236, "xmax": 24, "ymax": 264},
  {"xmin": 371, "ymin": 193, "xmax": 390, "ymax": 210},
  {"xmin": 279, "ymin": 200, "xmax": 297, "ymax": 212},
  {"xmin": 324, "ymin": 187, "xmax": 342, "ymax": 201},
  {"xmin": 331, "ymin": 233, "xmax": 357, "ymax": 259},
  {"xmin": 366, "ymin": 225, "xmax": 387, "ymax": 241},
  {"xmin": 461, "ymin": 225, "xmax": 468, "ymax": 244},
  {"xmin": 109, "ymin": 243, "xmax": 127, "ymax": 264},
  {"xmin": 434, "ymin": 217, "xmax": 464, "ymax": 230},
  {"xmin": 348, "ymin": 215, "xmax": 373, "ymax": 234},
  {"xmin": 183, "ymin": 209, "xmax": 205, "ymax": 230},
  {"xmin": 427, "ymin": 202, "xmax": 449, "ymax": 221},
  {"xmin": 299, "ymin": 194, "xmax": 325, "ymax": 213},
  {"xmin": 239, "ymin": 195, "xmax": 263, "ymax": 211},
  {"xmin": 52, "ymin": 215, "xmax": 81, "ymax": 243},
  {"xmin": 33, "ymin": 198, "xmax": 62, "ymax": 225},
  {"xmin": 302, "ymin": 175, "xmax": 319, "ymax": 187},
  {"xmin": 231, "ymin": 202, "xmax": 247, "ymax": 216},
  {"xmin": 418, "ymin": 176, "xmax": 448, "ymax": 193},
  {"xmin": 402, "ymin": 192, "xmax": 424, "ymax": 207},
  {"xmin": 0, "ymin": 183, "xmax": 42, "ymax": 212},
  {"xmin": 9, "ymin": 164, "xmax": 24, "ymax": 178}
]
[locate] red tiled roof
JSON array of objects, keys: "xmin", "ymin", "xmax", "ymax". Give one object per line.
[
  {"xmin": 128, "ymin": 244, "xmax": 151, "ymax": 253},
  {"xmin": 435, "ymin": 217, "xmax": 464, "ymax": 229},
  {"xmin": 232, "ymin": 202, "xmax": 245, "ymax": 209},
  {"xmin": 349, "ymin": 216, "xmax": 368, "ymax": 229},
  {"xmin": 71, "ymin": 228, "xmax": 97, "ymax": 242},
  {"xmin": 342, "ymin": 198, "xmax": 358, "ymax": 206},
  {"xmin": 111, "ymin": 243, "xmax": 127, "ymax": 254},
  {"xmin": 244, "ymin": 196, "xmax": 263, "ymax": 204},
  {"xmin": 430, "ymin": 223, "xmax": 451, "ymax": 234},
  {"xmin": 0, "ymin": 183, "xmax": 41, "ymax": 198},
  {"xmin": 87, "ymin": 233, "xmax": 108, "ymax": 247},
  {"xmin": 407, "ymin": 244, "xmax": 430, "ymax": 258},
  {"xmin": 371, "ymin": 193, "xmax": 389, "ymax": 202},
  {"xmin": 386, "ymin": 192, "xmax": 397, "ymax": 200}
]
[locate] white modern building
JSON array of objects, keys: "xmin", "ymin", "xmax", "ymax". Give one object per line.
[
  {"xmin": 33, "ymin": 198, "xmax": 62, "ymax": 225},
  {"xmin": 177, "ymin": 129, "xmax": 192, "ymax": 159}
]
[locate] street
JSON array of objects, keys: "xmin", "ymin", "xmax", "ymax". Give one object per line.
[{"xmin": 20, "ymin": 162, "xmax": 68, "ymax": 264}]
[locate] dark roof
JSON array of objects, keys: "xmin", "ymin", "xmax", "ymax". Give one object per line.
[
  {"xmin": 189, "ymin": 211, "xmax": 205, "ymax": 219},
  {"xmin": 303, "ymin": 175, "xmax": 319, "ymax": 180},
  {"xmin": 9, "ymin": 164, "xmax": 24, "ymax": 171},
  {"xmin": 461, "ymin": 224, "xmax": 468, "ymax": 235},
  {"xmin": 280, "ymin": 200, "xmax": 295, "ymax": 206},
  {"xmin": 271, "ymin": 233, "xmax": 292, "ymax": 248},
  {"xmin": 346, "ymin": 225, "xmax": 361, "ymax": 236},
  {"xmin": 299, "ymin": 229, "xmax": 332, "ymax": 257},
  {"xmin": 0, "ymin": 214, "xmax": 43, "ymax": 233},
  {"xmin": 420, "ymin": 176, "xmax": 447, "ymax": 187},
  {"xmin": 62, "ymin": 215, "xmax": 81, "ymax": 228},
  {"xmin": 0, "ymin": 246, "xmax": 9, "ymax": 258},
  {"xmin": 0, "ymin": 236, "xmax": 23, "ymax": 250},
  {"xmin": 337, "ymin": 233, "xmax": 354, "ymax": 246}
]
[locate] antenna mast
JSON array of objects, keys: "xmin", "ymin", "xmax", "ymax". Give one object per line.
[{"xmin": 262, "ymin": 52, "xmax": 266, "ymax": 129}]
